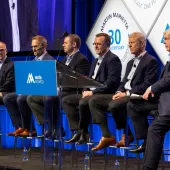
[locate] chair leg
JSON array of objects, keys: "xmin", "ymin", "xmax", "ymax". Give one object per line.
[{"xmin": 14, "ymin": 136, "xmax": 17, "ymax": 156}]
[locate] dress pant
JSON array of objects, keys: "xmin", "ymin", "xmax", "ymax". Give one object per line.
[
  {"xmin": 27, "ymin": 91, "xmax": 76, "ymax": 126},
  {"xmin": 127, "ymin": 99, "xmax": 158, "ymax": 140},
  {"xmin": 62, "ymin": 94, "xmax": 92, "ymax": 131},
  {"xmin": 3, "ymin": 93, "xmax": 33, "ymax": 129},
  {"xmin": 89, "ymin": 94, "xmax": 112, "ymax": 124},
  {"xmin": 144, "ymin": 115, "xmax": 170, "ymax": 170},
  {"xmin": 109, "ymin": 96, "xmax": 130, "ymax": 129}
]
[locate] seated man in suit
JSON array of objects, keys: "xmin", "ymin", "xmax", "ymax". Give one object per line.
[
  {"xmin": 127, "ymin": 93, "xmax": 159, "ymax": 153},
  {"xmin": 27, "ymin": 34, "xmax": 89, "ymax": 138},
  {"xmin": 62, "ymin": 33, "xmax": 122, "ymax": 144},
  {"xmin": 89, "ymin": 32, "xmax": 159, "ymax": 151},
  {"xmin": 4, "ymin": 35, "xmax": 55, "ymax": 137},
  {"xmin": 142, "ymin": 28, "xmax": 170, "ymax": 170},
  {"xmin": 0, "ymin": 41, "xmax": 15, "ymax": 103}
]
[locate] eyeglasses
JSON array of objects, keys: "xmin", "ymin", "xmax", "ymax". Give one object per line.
[
  {"xmin": 0, "ymin": 49, "xmax": 6, "ymax": 53},
  {"xmin": 31, "ymin": 45, "xmax": 40, "ymax": 49},
  {"xmin": 93, "ymin": 42, "xmax": 105, "ymax": 46}
]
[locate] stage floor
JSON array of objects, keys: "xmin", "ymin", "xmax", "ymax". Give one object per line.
[{"xmin": 0, "ymin": 148, "xmax": 168, "ymax": 170}]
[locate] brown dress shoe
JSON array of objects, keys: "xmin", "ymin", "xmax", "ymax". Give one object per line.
[
  {"xmin": 116, "ymin": 134, "xmax": 134, "ymax": 147},
  {"xmin": 7, "ymin": 128, "xmax": 24, "ymax": 136},
  {"xmin": 91, "ymin": 136, "xmax": 116, "ymax": 151},
  {"xmin": 17, "ymin": 129, "xmax": 30, "ymax": 137}
]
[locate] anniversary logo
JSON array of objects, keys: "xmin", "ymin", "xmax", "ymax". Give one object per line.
[{"xmin": 100, "ymin": 12, "xmax": 130, "ymax": 63}]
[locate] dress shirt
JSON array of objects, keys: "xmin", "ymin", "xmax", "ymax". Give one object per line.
[
  {"xmin": 0, "ymin": 56, "xmax": 7, "ymax": 70},
  {"xmin": 65, "ymin": 50, "xmax": 79, "ymax": 66},
  {"xmin": 34, "ymin": 51, "xmax": 47, "ymax": 61},
  {"xmin": 124, "ymin": 51, "xmax": 146, "ymax": 95},
  {"xmin": 90, "ymin": 50, "xmax": 109, "ymax": 90}
]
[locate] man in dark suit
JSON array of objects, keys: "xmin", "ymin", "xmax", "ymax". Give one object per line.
[
  {"xmin": 0, "ymin": 41, "xmax": 15, "ymax": 103},
  {"xmin": 0, "ymin": 0, "xmax": 38, "ymax": 51},
  {"xmin": 89, "ymin": 32, "xmax": 159, "ymax": 151},
  {"xmin": 62, "ymin": 33, "xmax": 122, "ymax": 144},
  {"xmin": 142, "ymin": 28, "xmax": 170, "ymax": 170},
  {"xmin": 27, "ymin": 34, "xmax": 89, "ymax": 138},
  {"xmin": 4, "ymin": 35, "xmax": 54, "ymax": 137}
]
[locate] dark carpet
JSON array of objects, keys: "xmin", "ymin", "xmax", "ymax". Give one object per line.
[{"xmin": 0, "ymin": 148, "xmax": 168, "ymax": 170}]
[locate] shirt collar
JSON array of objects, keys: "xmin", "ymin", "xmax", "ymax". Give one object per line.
[
  {"xmin": 98, "ymin": 50, "xmax": 109, "ymax": 60},
  {"xmin": 66, "ymin": 50, "xmax": 79, "ymax": 59},
  {"xmin": 35, "ymin": 51, "xmax": 47, "ymax": 60},
  {"xmin": 0, "ymin": 56, "xmax": 7, "ymax": 63},
  {"xmin": 134, "ymin": 50, "xmax": 147, "ymax": 60}
]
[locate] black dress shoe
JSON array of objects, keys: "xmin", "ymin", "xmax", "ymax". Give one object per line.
[
  {"xmin": 129, "ymin": 142, "xmax": 146, "ymax": 153},
  {"xmin": 65, "ymin": 132, "xmax": 81, "ymax": 143},
  {"xmin": 77, "ymin": 132, "xmax": 90, "ymax": 145}
]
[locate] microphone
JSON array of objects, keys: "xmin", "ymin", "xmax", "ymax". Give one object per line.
[
  {"xmin": 56, "ymin": 31, "xmax": 69, "ymax": 62},
  {"xmin": 133, "ymin": 64, "xmax": 136, "ymax": 68},
  {"xmin": 97, "ymin": 62, "xmax": 100, "ymax": 66},
  {"xmin": 12, "ymin": 3, "xmax": 15, "ymax": 9}
]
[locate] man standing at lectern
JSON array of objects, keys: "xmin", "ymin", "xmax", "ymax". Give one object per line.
[
  {"xmin": 143, "ymin": 28, "xmax": 170, "ymax": 170},
  {"xmin": 62, "ymin": 33, "xmax": 122, "ymax": 144},
  {"xmin": 4, "ymin": 35, "xmax": 54, "ymax": 137},
  {"xmin": 0, "ymin": 42, "xmax": 15, "ymax": 103},
  {"xmin": 27, "ymin": 34, "xmax": 89, "ymax": 138}
]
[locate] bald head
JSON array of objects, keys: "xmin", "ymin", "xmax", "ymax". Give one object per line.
[{"xmin": 128, "ymin": 32, "xmax": 146, "ymax": 57}]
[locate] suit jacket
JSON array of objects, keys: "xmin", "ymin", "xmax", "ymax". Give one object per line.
[
  {"xmin": 60, "ymin": 51, "xmax": 89, "ymax": 91},
  {"xmin": 0, "ymin": 57, "xmax": 15, "ymax": 96},
  {"xmin": 118, "ymin": 52, "xmax": 159, "ymax": 95},
  {"xmin": 41, "ymin": 53, "xmax": 54, "ymax": 61},
  {"xmin": 151, "ymin": 62, "xmax": 170, "ymax": 116},
  {"xmin": 88, "ymin": 50, "xmax": 122, "ymax": 94},
  {"xmin": 0, "ymin": 0, "xmax": 38, "ymax": 51}
]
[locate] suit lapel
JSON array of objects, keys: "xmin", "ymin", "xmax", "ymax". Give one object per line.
[
  {"xmin": 95, "ymin": 51, "xmax": 110, "ymax": 78},
  {"xmin": 160, "ymin": 62, "xmax": 169, "ymax": 78},
  {"xmin": 0, "ymin": 58, "xmax": 9, "ymax": 77},
  {"xmin": 89, "ymin": 59, "xmax": 98, "ymax": 78},
  {"xmin": 131, "ymin": 53, "xmax": 147, "ymax": 81},
  {"xmin": 68, "ymin": 52, "xmax": 79, "ymax": 68}
]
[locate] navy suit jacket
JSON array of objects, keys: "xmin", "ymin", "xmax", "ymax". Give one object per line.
[
  {"xmin": 61, "ymin": 51, "xmax": 89, "ymax": 76},
  {"xmin": 118, "ymin": 52, "xmax": 159, "ymax": 95},
  {"xmin": 152, "ymin": 62, "xmax": 170, "ymax": 116},
  {"xmin": 88, "ymin": 50, "xmax": 122, "ymax": 94},
  {"xmin": 0, "ymin": 0, "xmax": 38, "ymax": 51},
  {"xmin": 0, "ymin": 58, "xmax": 15, "ymax": 96},
  {"xmin": 60, "ymin": 51, "xmax": 89, "ymax": 91}
]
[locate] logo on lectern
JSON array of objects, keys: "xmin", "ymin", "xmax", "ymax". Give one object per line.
[
  {"xmin": 27, "ymin": 73, "xmax": 44, "ymax": 84},
  {"xmin": 27, "ymin": 73, "xmax": 35, "ymax": 84}
]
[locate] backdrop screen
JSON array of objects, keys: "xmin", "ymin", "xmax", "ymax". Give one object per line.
[{"xmin": 0, "ymin": 0, "xmax": 72, "ymax": 52}]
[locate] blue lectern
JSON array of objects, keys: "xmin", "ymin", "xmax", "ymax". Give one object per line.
[{"xmin": 14, "ymin": 60, "xmax": 57, "ymax": 96}]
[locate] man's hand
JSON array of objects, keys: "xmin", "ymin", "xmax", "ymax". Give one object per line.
[
  {"xmin": 112, "ymin": 92, "xmax": 126, "ymax": 100},
  {"xmin": 143, "ymin": 87, "xmax": 154, "ymax": 100},
  {"xmin": 0, "ymin": 92, "xmax": 2, "ymax": 97},
  {"xmin": 82, "ymin": 91, "xmax": 93, "ymax": 98}
]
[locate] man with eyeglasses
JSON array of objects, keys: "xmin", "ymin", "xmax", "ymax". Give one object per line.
[
  {"xmin": 89, "ymin": 32, "xmax": 159, "ymax": 151},
  {"xmin": 0, "ymin": 42, "xmax": 15, "ymax": 103},
  {"xmin": 62, "ymin": 33, "xmax": 122, "ymax": 144},
  {"xmin": 27, "ymin": 34, "xmax": 89, "ymax": 139},
  {"xmin": 4, "ymin": 35, "xmax": 54, "ymax": 137}
]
